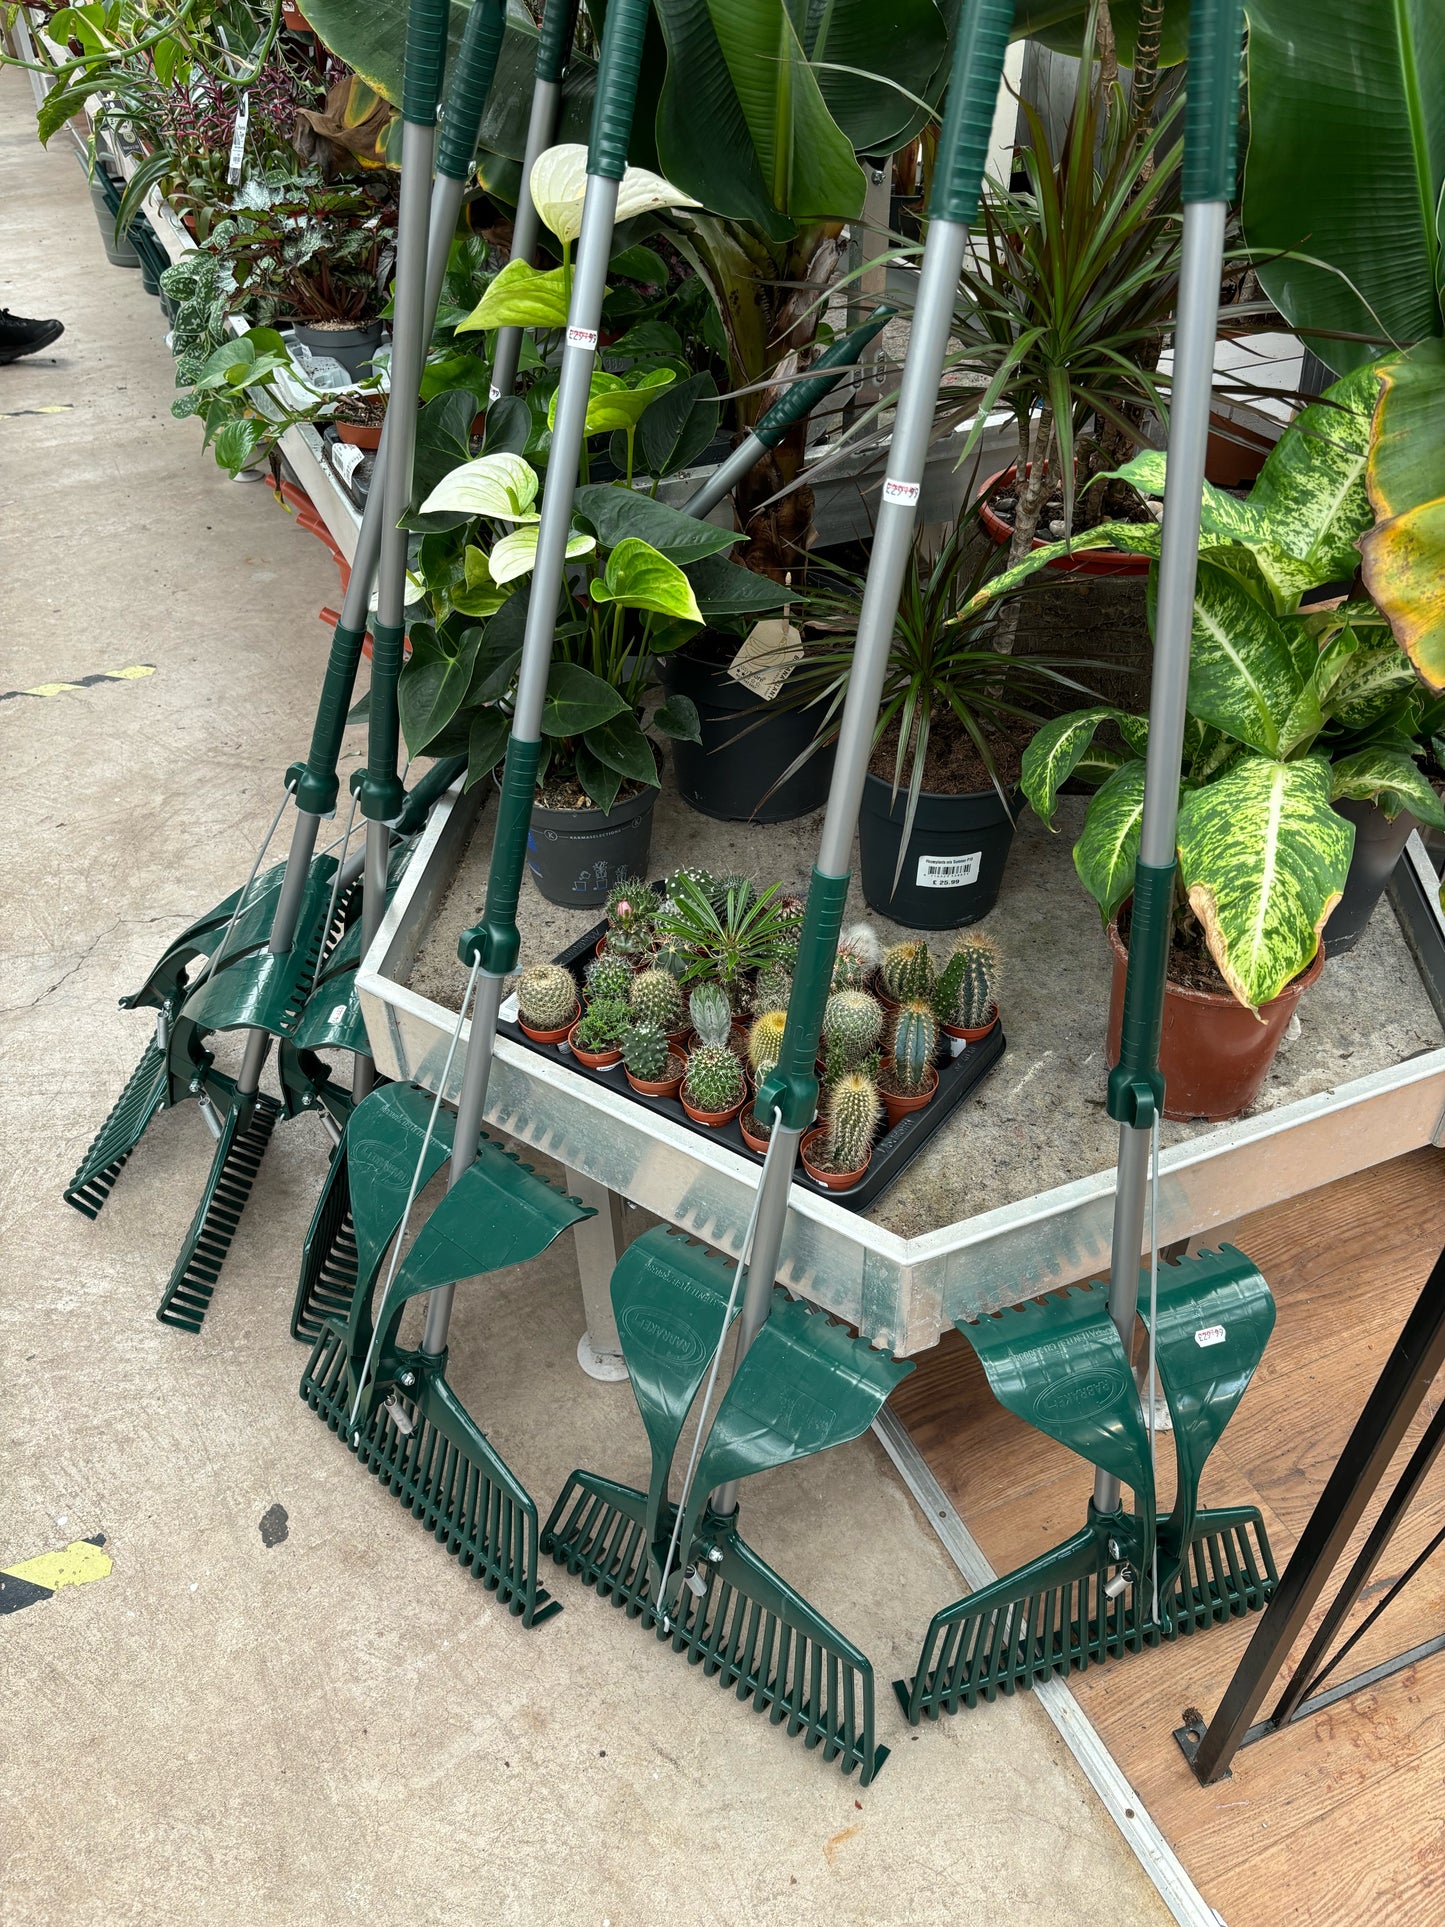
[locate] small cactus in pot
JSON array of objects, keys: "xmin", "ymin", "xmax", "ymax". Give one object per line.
[
  {"xmin": 585, "ymin": 951, "xmax": 633, "ymax": 1006},
  {"xmin": 630, "ymin": 965, "xmax": 685, "ymax": 1035},
  {"xmin": 880, "ymin": 939, "xmax": 936, "ymax": 1006},
  {"xmin": 750, "ymin": 964, "xmax": 793, "ymax": 1015},
  {"xmin": 822, "ymin": 990, "xmax": 884, "ymax": 1072},
  {"xmin": 747, "ymin": 1007, "xmax": 788, "ymax": 1083},
  {"xmin": 831, "ymin": 922, "xmax": 882, "ymax": 992},
  {"xmin": 683, "ymin": 1040, "xmax": 746, "ymax": 1120},
  {"xmin": 571, "ymin": 996, "xmax": 630, "ymax": 1062},
  {"xmin": 605, "ymin": 878, "xmax": 658, "ymax": 958},
  {"xmin": 621, "ymin": 1021, "xmax": 679, "ymax": 1091},
  {"xmin": 935, "ymin": 932, "xmax": 1000, "ymax": 1034},
  {"xmin": 885, "ymin": 1000, "xmax": 939, "ymax": 1105},
  {"xmin": 517, "ymin": 962, "xmax": 579, "ymax": 1039},
  {"xmin": 805, "ymin": 1068, "xmax": 880, "ymax": 1183},
  {"xmin": 688, "ymin": 981, "xmax": 733, "ymax": 1049}
]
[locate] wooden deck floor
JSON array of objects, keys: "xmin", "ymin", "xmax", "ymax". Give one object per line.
[{"xmin": 891, "ymin": 1148, "xmax": 1445, "ymax": 1927}]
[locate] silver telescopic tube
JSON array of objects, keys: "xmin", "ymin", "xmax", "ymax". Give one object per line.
[
  {"xmin": 711, "ymin": 220, "xmax": 969, "ymax": 1518},
  {"xmin": 1093, "ymin": 199, "xmax": 1227, "ymax": 1517},
  {"xmin": 683, "ymin": 430, "xmax": 769, "ymax": 520},
  {"xmin": 418, "ymin": 175, "xmax": 617, "ymax": 1360},
  {"xmin": 491, "ymin": 77, "xmax": 562, "ymax": 400},
  {"xmin": 375, "ymin": 122, "xmax": 437, "ymax": 633}
]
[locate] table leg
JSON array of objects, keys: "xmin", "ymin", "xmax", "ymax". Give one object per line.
[{"xmin": 564, "ymin": 1167, "xmax": 632, "ymax": 1381}]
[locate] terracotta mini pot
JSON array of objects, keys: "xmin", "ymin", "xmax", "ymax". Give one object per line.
[
  {"xmin": 941, "ymin": 1006, "xmax": 1000, "ymax": 1043},
  {"xmin": 876, "ymin": 986, "xmax": 900, "ymax": 1014},
  {"xmin": 519, "ymin": 1007, "xmax": 577, "ymax": 1046},
  {"xmin": 666, "ymin": 1025, "xmax": 693, "ymax": 1053},
  {"xmin": 680, "ymin": 1085, "xmax": 746, "ymax": 1127},
  {"xmin": 567, "ymin": 1019, "xmax": 621, "ymax": 1070},
  {"xmin": 335, "ymin": 419, "xmax": 383, "ymax": 449},
  {"xmin": 879, "ymin": 1063, "xmax": 938, "ymax": 1128},
  {"xmin": 626, "ymin": 1054, "xmax": 684, "ymax": 1099},
  {"xmin": 800, "ymin": 1127, "xmax": 869, "ymax": 1192},
  {"xmin": 1106, "ymin": 919, "xmax": 1325, "ymax": 1122},
  {"xmin": 739, "ymin": 1106, "xmax": 773, "ymax": 1153},
  {"xmin": 980, "ymin": 465, "xmax": 1151, "ymax": 577}
]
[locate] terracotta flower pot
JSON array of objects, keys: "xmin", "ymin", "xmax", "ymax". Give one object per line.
[
  {"xmin": 667, "ymin": 1025, "xmax": 693, "ymax": 1053},
  {"xmin": 800, "ymin": 1126, "xmax": 869, "ymax": 1192},
  {"xmin": 680, "ymin": 1084, "xmax": 746, "ymax": 1127},
  {"xmin": 519, "ymin": 1007, "xmax": 577, "ymax": 1046},
  {"xmin": 567, "ymin": 1019, "xmax": 621, "ymax": 1070},
  {"xmin": 739, "ymin": 1102, "xmax": 773, "ymax": 1153},
  {"xmin": 1106, "ymin": 919, "xmax": 1325, "ymax": 1122},
  {"xmin": 626, "ymin": 1054, "xmax": 685, "ymax": 1099},
  {"xmin": 879, "ymin": 1062, "xmax": 938, "ymax": 1128},
  {"xmin": 980, "ymin": 465, "xmax": 1151, "ymax": 578},
  {"xmin": 335, "ymin": 419, "xmax": 383, "ymax": 450},
  {"xmin": 941, "ymin": 1006, "xmax": 1000, "ymax": 1043}
]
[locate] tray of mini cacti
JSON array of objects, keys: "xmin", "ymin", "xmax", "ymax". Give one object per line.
[{"xmin": 498, "ymin": 870, "xmax": 1006, "ymax": 1210}]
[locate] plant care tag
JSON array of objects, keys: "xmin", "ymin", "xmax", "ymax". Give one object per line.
[
  {"xmin": 916, "ymin": 852, "xmax": 981, "ymax": 889},
  {"xmin": 500, "ymin": 991, "xmax": 519, "ymax": 1022},
  {"xmin": 567, "ymin": 325, "xmax": 599, "ymax": 350},
  {"xmin": 882, "ymin": 475, "xmax": 920, "ymax": 507},
  {"xmin": 729, "ymin": 619, "xmax": 803, "ymax": 702},
  {"xmin": 226, "ymin": 92, "xmax": 250, "ymax": 187},
  {"xmin": 1195, "ymin": 1324, "xmax": 1227, "ymax": 1348}
]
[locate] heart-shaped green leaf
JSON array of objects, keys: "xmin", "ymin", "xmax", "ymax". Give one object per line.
[
  {"xmin": 573, "ymin": 484, "xmax": 738, "ymax": 563},
  {"xmin": 464, "ymin": 705, "xmax": 511, "ymax": 789},
  {"xmin": 489, "ymin": 523, "xmax": 596, "ymax": 585},
  {"xmin": 589, "ymin": 538, "xmax": 703, "ymax": 622},
  {"xmin": 399, "ymin": 626, "xmax": 483, "ymax": 757},
  {"xmin": 418, "ymin": 451, "xmax": 540, "ymax": 523},
  {"xmin": 583, "ymin": 709, "xmax": 659, "ymax": 785},
  {"xmin": 458, "ymin": 258, "xmax": 575, "ymax": 333},
  {"xmin": 652, "ymin": 693, "xmax": 702, "ymax": 744},
  {"xmin": 542, "ymin": 662, "xmax": 629, "ymax": 738}
]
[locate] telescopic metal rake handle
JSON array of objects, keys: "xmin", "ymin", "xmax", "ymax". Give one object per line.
[{"xmin": 1094, "ymin": 0, "xmax": 1246, "ymax": 1516}]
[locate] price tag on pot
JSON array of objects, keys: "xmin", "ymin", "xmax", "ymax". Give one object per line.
[
  {"xmin": 729, "ymin": 619, "xmax": 802, "ymax": 702},
  {"xmin": 226, "ymin": 92, "xmax": 250, "ymax": 187},
  {"xmin": 916, "ymin": 852, "xmax": 981, "ymax": 889}
]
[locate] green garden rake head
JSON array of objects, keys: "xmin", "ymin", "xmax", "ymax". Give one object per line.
[
  {"xmin": 896, "ymin": 1247, "xmax": 1277, "ymax": 1720},
  {"xmin": 543, "ymin": 1227, "xmax": 912, "ymax": 1782},
  {"xmin": 301, "ymin": 1081, "xmax": 592, "ymax": 1622}
]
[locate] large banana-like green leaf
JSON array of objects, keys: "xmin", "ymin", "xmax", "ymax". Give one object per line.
[
  {"xmin": 1177, "ymin": 753, "xmax": 1353, "ymax": 1011},
  {"xmin": 1242, "ymin": 0, "xmax": 1445, "ymax": 372},
  {"xmin": 1073, "ymin": 760, "xmax": 1147, "ymax": 922},
  {"xmin": 1188, "ymin": 561, "xmax": 1302, "ymax": 755},
  {"xmin": 1360, "ymin": 338, "xmax": 1445, "ymax": 691},
  {"xmin": 804, "ymin": 0, "xmax": 948, "ymax": 155}
]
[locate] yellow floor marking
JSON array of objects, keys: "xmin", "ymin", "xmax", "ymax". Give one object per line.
[
  {"xmin": 2, "ymin": 1539, "xmax": 113, "ymax": 1591},
  {"xmin": 0, "ymin": 665, "xmax": 155, "ymax": 705}
]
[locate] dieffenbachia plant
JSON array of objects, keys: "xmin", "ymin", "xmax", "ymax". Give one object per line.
[{"xmin": 967, "ymin": 364, "xmax": 1445, "ymax": 1011}]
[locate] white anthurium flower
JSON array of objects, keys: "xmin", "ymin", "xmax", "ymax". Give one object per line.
[
  {"xmin": 489, "ymin": 522, "xmax": 597, "ymax": 586},
  {"xmin": 529, "ymin": 143, "xmax": 701, "ymax": 248},
  {"xmin": 419, "ymin": 451, "xmax": 541, "ymax": 522}
]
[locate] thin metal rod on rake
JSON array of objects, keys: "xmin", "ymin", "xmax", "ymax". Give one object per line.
[{"xmin": 195, "ymin": 778, "xmax": 296, "ymax": 992}]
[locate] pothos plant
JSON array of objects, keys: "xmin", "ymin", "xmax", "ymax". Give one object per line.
[{"xmin": 974, "ymin": 364, "xmax": 1445, "ymax": 1011}]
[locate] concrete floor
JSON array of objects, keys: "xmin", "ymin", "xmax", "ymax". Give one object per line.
[{"xmin": 0, "ymin": 74, "xmax": 1169, "ymax": 1925}]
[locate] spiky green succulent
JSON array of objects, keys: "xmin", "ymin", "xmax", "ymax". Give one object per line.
[
  {"xmin": 824, "ymin": 1069, "xmax": 880, "ymax": 1173},
  {"xmin": 585, "ymin": 951, "xmax": 633, "ymax": 1005},
  {"xmin": 572, "ymin": 996, "xmax": 629, "ymax": 1053},
  {"xmin": 710, "ymin": 872, "xmax": 755, "ymax": 914},
  {"xmin": 605, "ymin": 878, "xmax": 659, "ymax": 956},
  {"xmin": 832, "ymin": 922, "xmax": 882, "ymax": 991},
  {"xmin": 622, "ymin": 1021, "xmax": 671, "ymax": 1082},
  {"xmin": 935, "ymin": 931, "xmax": 1000, "ymax": 1029},
  {"xmin": 823, "ymin": 990, "xmax": 884, "ymax": 1071},
  {"xmin": 881, "ymin": 939, "xmax": 936, "ymax": 1004},
  {"xmin": 688, "ymin": 981, "xmax": 733, "ymax": 1049},
  {"xmin": 652, "ymin": 938, "xmax": 687, "ymax": 980},
  {"xmin": 665, "ymin": 864, "xmax": 714, "ymax": 904},
  {"xmin": 750, "ymin": 964, "xmax": 792, "ymax": 1014},
  {"xmin": 684, "ymin": 1041, "xmax": 745, "ymax": 1113},
  {"xmin": 517, "ymin": 962, "xmax": 578, "ymax": 1031},
  {"xmin": 890, "ymin": 1000, "xmax": 938, "ymax": 1095},
  {"xmin": 747, "ymin": 1008, "xmax": 788, "ymax": 1080},
  {"xmin": 630, "ymin": 965, "xmax": 685, "ymax": 1032}
]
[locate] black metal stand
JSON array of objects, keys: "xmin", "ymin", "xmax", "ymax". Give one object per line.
[{"xmin": 1176, "ymin": 1238, "xmax": 1445, "ymax": 1784}]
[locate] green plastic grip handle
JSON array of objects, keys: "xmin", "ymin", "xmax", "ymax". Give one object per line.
[
  {"xmin": 457, "ymin": 736, "xmax": 540, "ymax": 971},
  {"xmin": 587, "ymin": 0, "xmax": 651, "ymax": 182},
  {"xmin": 356, "ymin": 620, "xmax": 406, "ymax": 822},
  {"xmin": 401, "ymin": 0, "xmax": 451, "ymax": 127},
  {"xmin": 536, "ymin": 0, "xmax": 580, "ymax": 85},
  {"xmin": 288, "ymin": 621, "xmax": 366, "ymax": 816},
  {"xmin": 1106, "ymin": 860, "xmax": 1175, "ymax": 1128},
  {"xmin": 926, "ymin": 0, "xmax": 1014, "ymax": 226},
  {"xmin": 436, "ymin": 0, "xmax": 507, "ymax": 181},
  {"xmin": 754, "ymin": 869, "xmax": 850, "ymax": 1132},
  {"xmin": 751, "ymin": 307, "xmax": 897, "ymax": 450},
  {"xmin": 1182, "ymin": 0, "xmax": 1246, "ymax": 203},
  {"xmin": 393, "ymin": 754, "xmax": 468, "ymax": 835}
]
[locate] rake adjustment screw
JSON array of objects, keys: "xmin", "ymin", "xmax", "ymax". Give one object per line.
[{"xmin": 399, "ymin": 1372, "xmax": 416, "ymax": 1389}]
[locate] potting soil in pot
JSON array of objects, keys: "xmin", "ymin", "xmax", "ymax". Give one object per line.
[{"xmin": 409, "ymin": 784, "xmax": 1442, "ymax": 1241}]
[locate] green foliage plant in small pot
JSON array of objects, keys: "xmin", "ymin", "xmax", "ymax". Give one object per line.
[
  {"xmin": 680, "ymin": 1037, "xmax": 748, "ymax": 1128},
  {"xmin": 935, "ymin": 931, "xmax": 1001, "ymax": 1043},
  {"xmin": 879, "ymin": 1001, "xmax": 939, "ymax": 1127},
  {"xmin": 569, "ymin": 995, "xmax": 630, "ymax": 1070},
  {"xmin": 652, "ymin": 872, "xmax": 792, "ymax": 1012},
  {"xmin": 621, "ymin": 1021, "xmax": 685, "ymax": 1098},
  {"xmin": 516, "ymin": 962, "xmax": 579, "ymax": 1045},
  {"xmin": 802, "ymin": 1068, "xmax": 881, "ymax": 1192}
]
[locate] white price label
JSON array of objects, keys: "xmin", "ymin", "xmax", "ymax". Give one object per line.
[
  {"xmin": 226, "ymin": 93, "xmax": 250, "ymax": 187},
  {"xmin": 567, "ymin": 325, "xmax": 599, "ymax": 350},
  {"xmin": 488, "ymin": 384, "xmax": 502, "ymax": 403},
  {"xmin": 1194, "ymin": 1324, "xmax": 1227, "ymax": 1348},
  {"xmin": 882, "ymin": 476, "xmax": 920, "ymax": 507},
  {"xmin": 916, "ymin": 851, "xmax": 981, "ymax": 890}
]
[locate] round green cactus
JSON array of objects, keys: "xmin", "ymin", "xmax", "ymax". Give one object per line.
[
  {"xmin": 684, "ymin": 1040, "xmax": 745, "ymax": 1113},
  {"xmin": 585, "ymin": 951, "xmax": 633, "ymax": 1005},
  {"xmin": 573, "ymin": 996, "xmax": 629, "ymax": 1052},
  {"xmin": 688, "ymin": 981, "xmax": 733, "ymax": 1049},
  {"xmin": 630, "ymin": 966, "xmax": 685, "ymax": 1033},
  {"xmin": 751, "ymin": 964, "xmax": 793, "ymax": 1015},
  {"xmin": 890, "ymin": 1000, "xmax": 938, "ymax": 1095},
  {"xmin": 832, "ymin": 922, "xmax": 882, "ymax": 991},
  {"xmin": 652, "ymin": 938, "xmax": 688, "ymax": 981},
  {"xmin": 881, "ymin": 939, "xmax": 936, "ymax": 1004},
  {"xmin": 748, "ymin": 1007, "xmax": 788, "ymax": 1079},
  {"xmin": 935, "ymin": 931, "xmax": 1000, "ymax": 1029},
  {"xmin": 824, "ymin": 1069, "xmax": 880, "ymax": 1172},
  {"xmin": 622, "ymin": 1021, "xmax": 671, "ymax": 1082},
  {"xmin": 605, "ymin": 878, "xmax": 659, "ymax": 956},
  {"xmin": 517, "ymin": 963, "xmax": 579, "ymax": 1032},
  {"xmin": 823, "ymin": 990, "xmax": 884, "ymax": 1070}
]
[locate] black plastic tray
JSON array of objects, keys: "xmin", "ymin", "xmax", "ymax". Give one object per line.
[{"xmin": 499, "ymin": 910, "xmax": 1007, "ymax": 1213}]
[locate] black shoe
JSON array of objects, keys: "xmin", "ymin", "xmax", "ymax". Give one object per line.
[{"xmin": 0, "ymin": 311, "xmax": 65, "ymax": 364}]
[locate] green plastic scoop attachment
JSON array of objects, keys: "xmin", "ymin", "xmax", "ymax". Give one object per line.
[
  {"xmin": 897, "ymin": 0, "xmax": 1281, "ymax": 1722},
  {"xmin": 62, "ymin": 0, "xmax": 508, "ymax": 1331}
]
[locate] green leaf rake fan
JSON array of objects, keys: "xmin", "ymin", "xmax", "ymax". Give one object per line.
[
  {"xmin": 61, "ymin": 0, "xmax": 508, "ymax": 1334},
  {"xmin": 897, "ymin": 0, "xmax": 1281, "ymax": 1725}
]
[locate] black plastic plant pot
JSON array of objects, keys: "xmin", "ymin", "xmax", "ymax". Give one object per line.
[
  {"xmin": 858, "ymin": 772, "xmax": 1018, "ymax": 930},
  {"xmin": 1325, "ymin": 797, "xmax": 1418, "ymax": 956},
  {"xmin": 660, "ymin": 645, "xmax": 835, "ymax": 824},
  {"xmin": 526, "ymin": 784, "xmax": 657, "ymax": 908},
  {"xmin": 292, "ymin": 319, "xmax": 384, "ymax": 381}
]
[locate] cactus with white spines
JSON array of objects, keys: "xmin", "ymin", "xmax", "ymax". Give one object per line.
[
  {"xmin": 517, "ymin": 963, "xmax": 579, "ymax": 1032},
  {"xmin": 684, "ymin": 1041, "xmax": 746, "ymax": 1114},
  {"xmin": 750, "ymin": 964, "xmax": 793, "ymax": 1015},
  {"xmin": 823, "ymin": 1069, "xmax": 880, "ymax": 1173},
  {"xmin": 585, "ymin": 951, "xmax": 633, "ymax": 1005},
  {"xmin": 880, "ymin": 939, "xmax": 936, "ymax": 1004},
  {"xmin": 822, "ymin": 990, "xmax": 884, "ymax": 1070},
  {"xmin": 747, "ymin": 1008, "xmax": 788, "ymax": 1081},
  {"xmin": 831, "ymin": 922, "xmax": 882, "ymax": 991},
  {"xmin": 935, "ymin": 931, "xmax": 1000, "ymax": 1030},
  {"xmin": 889, "ymin": 1000, "xmax": 938, "ymax": 1095},
  {"xmin": 630, "ymin": 966, "xmax": 685, "ymax": 1033}
]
